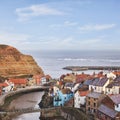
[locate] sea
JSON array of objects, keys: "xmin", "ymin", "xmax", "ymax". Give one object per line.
[{"xmin": 24, "ymin": 50, "xmax": 120, "ymax": 78}]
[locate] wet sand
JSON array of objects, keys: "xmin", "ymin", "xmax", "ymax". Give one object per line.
[
  {"xmin": 8, "ymin": 91, "xmax": 44, "ymax": 120},
  {"xmin": 13, "ymin": 112, "xmax": 40, "ymax": 120},
  {"xmin": 8, "ymin": 91, "xmax": 44, "ymax": 110}
]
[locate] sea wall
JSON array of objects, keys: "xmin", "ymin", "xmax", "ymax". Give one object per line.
[
  {"xmin": 0, "ymin": 86, "xmax": 49, "ymax": 108},
  {"xmin": 40, "ymin": 107, "xmax": 88, "ymax": 120}
]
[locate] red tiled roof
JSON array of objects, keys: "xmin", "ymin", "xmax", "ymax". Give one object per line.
[
  {"xmin": 0, "ymin": 82, "xmax": 9, "ymax": 87},
  {"xmin": 9, "ymin": 79, "xmax": 27, "ymax": 84},
  {"xmin": 113, "ymin": 71, "xmax": 120, "ymax": 75},
  {"xmin": 79, "ymin": 90, "xmax": 89, "ymax": 96}
]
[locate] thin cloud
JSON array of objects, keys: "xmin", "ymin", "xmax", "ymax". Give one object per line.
[
  {"xmin": 79, "ymin": 24, "xmax": 116, "ymax": 32},
  {"xmin": 50, "ymin": 21, "xmax": 78, "ymax": 28},
  {"xmin": 0, "ymin": 31, "xmax": 30, "ymax": 44},
  {"xmin": 16, "ymin": 4, "xmax": 64, "ymax": 22},
  {"xmin": 64, "ymin": 21, "xmax": 78, "ymax": 26}
]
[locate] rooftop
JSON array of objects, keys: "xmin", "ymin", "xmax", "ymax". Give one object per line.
[
  {"xmin": 90, "ymin": 77, "xmax": 108, "ymax": 86},
  {"xmin": 98, "ymin": 104, "xmax": 118, "ymax": 118},
  {"xmin": 61, "ymin": 88, "xmax": 73, "ymax": 94},
  {"xmin": 9, "ymin": 78, "xmax": 27, "ymax": 84},
  {"xmin": 0, "ymin": 82, "xmax": 9, "ymax": 87},
  {"xmin": 87, "ymin": 92, "xmax": 103, "ymax": 98},
  {"xmin": 79, "ymin": 90, "xmax": 89, "ymax": 97},
  {"xmin": 109, "ymin": 94, "xmax": 120, "ymax": 104}
]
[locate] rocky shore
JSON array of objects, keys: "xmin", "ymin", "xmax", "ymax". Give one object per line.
[{"xmin": 38, "ymin": 91, "xmax": 53, "ymax": 108}]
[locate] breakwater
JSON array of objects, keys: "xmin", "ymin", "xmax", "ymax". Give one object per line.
[{"xmin": 63, "ymin": 66, "xmax": 120, "ymax": 71}]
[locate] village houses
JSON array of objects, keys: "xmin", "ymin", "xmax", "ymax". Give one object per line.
[
  {"xmin": 0, "ymin": 80, "xmax": 14, "ymax": 94},
  {"xmin": 97, "ymin": 94, "xmax": 120, "ymax": 120},
  {"xmin": 53, "ymin": 87, "xmax": 73, "ymax": 107}
]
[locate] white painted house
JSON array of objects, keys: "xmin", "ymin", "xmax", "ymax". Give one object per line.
[
  {"xmin": 40, "ymin": 77, "xmax": 47, "ymax": 85},
  {"xmin": 53, "ymin": 86, "xmax": 60, "ymax": 96},
  {"xmin": 105, "ymin": 82, "xmax": 120, "ymax": 95},
  {"xmin": 107, "ymin": 72, "xmax": 116, "ymax": 79},
  {"xmin": 89, "ymin": 77, "xmax": 109, "ymax": 94},
  {"xmin": 105, "ymin": 76, "xmax": 120, "ymax": 95},
  {"xmin": 74, "ymin": 90, "xmax": 89, "ymax": 108},
  {"xmin": 2, "ymin": 80, "xmax": 14, "ymax": 93}
]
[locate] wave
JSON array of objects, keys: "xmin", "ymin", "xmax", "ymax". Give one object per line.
[
  {"xmin": 57, "ymin": 58, "xmax": 120, "ymax": 63},
  {"xmin": 58, "ymin": 58, "xmax": 89, "ymax": 61}
]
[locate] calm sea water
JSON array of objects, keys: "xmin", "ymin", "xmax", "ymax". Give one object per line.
[{"xmin": 24, "ymin": 50, "xmax": 120, "ymax": 78}]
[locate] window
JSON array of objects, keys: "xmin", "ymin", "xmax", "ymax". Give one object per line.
[
  {"xmin": 94, "ymin": 103, "xmax": 96, "ymax": 107},
  {"xmin": 116, "ymin": 104, "xmax": 119, "ymax": 108},
  {"xmin": 88, "ymin": 101, "xmax": 90, "ymax": 105},
  {"xmin": 88, "ymin": 107, "xmax": 90, "ymax": 111},
  {"xmin": 93, "ymin": 109, "xmax": 96, "ymax": 113}
]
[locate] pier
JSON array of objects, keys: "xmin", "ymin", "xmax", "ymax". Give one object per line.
[{"xmin": 63, "ymin": 66, "xmax": 120, "ymax": 71}]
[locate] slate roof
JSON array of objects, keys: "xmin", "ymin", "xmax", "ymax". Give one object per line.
[
  {"xmin": 90, "ymin": 77, "xmax": 108, "ymax": 87},
  {"xmin": 114, "ymin": 76, "xmax": 120, "ymax": 82},
  {"xmin": 95, "ymin": 77, "xmax": 108, "ymax": 86},
  {"xmin": 106, "ymin": 83, "xmax": 113, "ymax": 88},
  {"xmin": 109, "ymin": 94, "xmax": 120, "ymax": 104},
  {"xmin": 98, "ymin": 104, "xmax": 118, "ymax": 118},
  {"xmin": 83, "ymin": 79, "xmax": 93, "ymax": 85},
  {"xmin": 65, "ymin": 83, "xmax": 74, "ymax": 87},
  {"xmin": 87, "ymin": 92, "xmax": 103, "ymax": 98},
  {"xmin": 106, "ymin": 81, "xmax": 120, "ymax": 88},
  {"xmin": 92, "ymin": 78, "xmax": 99, "ymax": 85}
]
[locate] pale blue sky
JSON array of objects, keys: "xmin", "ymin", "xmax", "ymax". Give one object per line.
[{"xmin": 0, "ymin": 0, "xmax": 120, "ymax": 51}]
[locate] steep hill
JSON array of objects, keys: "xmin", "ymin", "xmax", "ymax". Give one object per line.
[{"xmin": 0, "ymin": 44, "xmax": 44, "ymax": 78}]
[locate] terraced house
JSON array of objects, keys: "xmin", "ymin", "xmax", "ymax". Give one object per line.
[
  {"xmin": 54, "ymin": 88, "xmax": 73, "ymax": 107},
  {"xmin": 86, "ymin": 92, "xmax": 106, "ymax": 114}
]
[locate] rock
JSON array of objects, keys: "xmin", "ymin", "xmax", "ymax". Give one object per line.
[
  {"xmin": 39, "ymin": 91, "xmax": 53, "ymax": 108},
  {"xmin": 0, "ymin": 44, "xmax": 44, "ymax": 78}
]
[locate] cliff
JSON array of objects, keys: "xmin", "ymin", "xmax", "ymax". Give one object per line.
[{"xmin": 0, "ymin": 44, "xmax": 44, "ymax": 78}]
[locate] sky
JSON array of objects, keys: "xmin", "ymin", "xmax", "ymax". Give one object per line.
[{"xmin": 0, "ymin": 0, "xmax": 120, "ymax": 52}]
